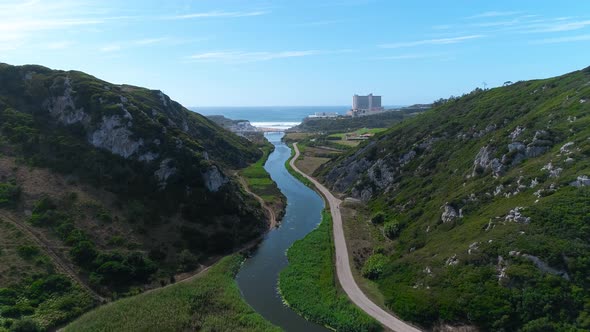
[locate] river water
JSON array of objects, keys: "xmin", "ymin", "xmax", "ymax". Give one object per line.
[{"xmin": 236, "ymin": 132, "xmax": 328, "ymax": 332}]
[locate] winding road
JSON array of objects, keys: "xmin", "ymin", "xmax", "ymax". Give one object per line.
[{"xmin": 290, "ymin": 143, "xmax": 422, "ymax": 332}]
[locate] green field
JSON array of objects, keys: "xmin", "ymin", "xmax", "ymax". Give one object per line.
[
  {"xmin": 279, "ymin": 210, "xmax": 381, "ymax": 332},
  {"xmin": 63, "ymin": 255, "xmax": 281, "ymax": 332},
  {"xmin": 284, "ymin": 144, "xmax": 313, "ymax": 187},
  {"xmin": 327, "ymin": 127, "xmax": 388, "ymax": 139},
  {"xmin": 240, "ymin": 145, "xmax": 284, "ymax": 205}
]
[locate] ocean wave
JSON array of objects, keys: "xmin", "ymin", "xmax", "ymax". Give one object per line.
[{"xmin": 251, "ymin": 122, "xmax": 300, "ymax": 129}]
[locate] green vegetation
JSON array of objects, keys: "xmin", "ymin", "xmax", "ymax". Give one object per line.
[
  {"xmin": 290, "ymin": 109, "xmax": 423, "ymax": 134},
  {"xmin": 240, "ymin": 143, "xmax": 285, "ymax": 207},
  {"xmin": 280, "ymin": 210, "xmax": 381, "ymax": 332},
  {"xmin": 327, "ymin": 127, "xmax": 388, "ymax": 139},
  {"xmin": 0, "ymin": 63, "xmax": 276, "ymax": 327},
  {"xmin": 0, "ymin": 220, "xmax": 95, "ymax": 331},
  {"xmin": 319, "ymin": 66, "xmax": 590, "ymax": 330},
  {"xmin": 28, "ymin": 197, "xmax": 157, "ymax": 294},
  {"xmin": 0, "ymin": 64, "xmax": 267, "ymax": 275},
  {"xmin": 0, "ymin": 182, "xmax": 20, "ymax": 208},
  {"xmin": 64, "ymin": 255, "xmax": 281, "ymax": 332},
  {"xmin": 284, "ymin": 144, "xmax": 313, "ymax": 187}
]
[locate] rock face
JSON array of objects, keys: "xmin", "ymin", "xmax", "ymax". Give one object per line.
[
  {"xmin": 154, "ymin": 158, "xmax": 176, "ymax": 188},
  {"xmin": 441, "ymin": 204, "xmax": 460, "ymax": 223},
  {"xmin": 90, "ymin": 115, "xmax": 143, "ymax": 158},
  {"xmin": 570, "ymin": 175, "xmax": 590, "ymax": 187},
  {"xmin": 45, "ymin": 77, "xmax": 89, "ymax": 125},
  {"xmin": 473, "ymin": 146, "xmax": 504, "ymax": 176},
  {"xmin": 202, "ymin": 165, "xmax": 228, "ymax": 192},
  {"xmin": 504, "ymin": 207, "xmax": 531, "ymax": 224}
]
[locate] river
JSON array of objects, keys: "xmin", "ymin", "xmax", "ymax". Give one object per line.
[{"xmin": 236, "ymin": 132, "xmax": 328, "ymax": 332}]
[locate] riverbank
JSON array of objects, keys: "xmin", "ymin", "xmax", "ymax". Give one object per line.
[
  {"xmin": 289, "ymin": 143, "xmax": 422, "ymax": 332},
  {"xmin": 63, "ymin": 255, "xmax": 280, "ymax": 331},
  {"xmin": 236, "ymin": 132, "xmax": 328, "ymax": 331},
  {"xmin": 279, "ymin": 210, "xmax": 381, "ymax": 331}
]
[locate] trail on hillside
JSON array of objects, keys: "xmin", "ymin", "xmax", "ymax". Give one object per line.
[{"xmin": 0, "ymin": 211, "xmax": 106, "ymax": 303}]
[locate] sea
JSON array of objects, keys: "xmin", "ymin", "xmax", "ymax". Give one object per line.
[{"xmin": 192, "ymin": 106, "xmax": 350, "ymax": 130}]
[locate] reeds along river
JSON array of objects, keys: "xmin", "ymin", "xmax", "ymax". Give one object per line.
[{"xmin": 236, "ymin": 132, "xmax": 328, "ymax": 332}]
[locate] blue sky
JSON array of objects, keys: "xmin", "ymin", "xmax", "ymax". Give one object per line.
[{"xmin": 1, "ymin": 0, "xmax": 590, "ymax": 106}]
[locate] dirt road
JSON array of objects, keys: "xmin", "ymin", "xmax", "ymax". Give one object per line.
[{"xmin": 290, "ymin": 143, "xmax": 421, "ymax": 332}]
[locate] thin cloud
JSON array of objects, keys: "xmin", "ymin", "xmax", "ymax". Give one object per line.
[
  {"xmin": 532, "ymin": 34, "xmax": 590, "ymax": 44},
  {"xmin": 134, "ymin": 37, "xmax": 169, "ymax": 45},
  {"xmin": 45, "ymin": 41, "xmax": 73, "ymax": 50},
  {"xmin": 371, "ymin": 53, "xmax": 444, "ymax": 60},
  {"xmin": 467, "ymin": 11, "xmax": 519, "ymax": 19},
  {"xmin": 472, "ymin": 19, "xmax": 520, "ymax": 28},
  {"xmin": 100, "ymin": 44, "xmax": 121, "ymax": 52},
  {"xmin": 296, "ymin": 20, "xmax": 345, "ymax": 27},
  {"xmin": 166, "ymin": 11, "xmax": 269, "ymax": 20},
  {"xmin": 187, "ymin": 50, "xmax": 322, "ymax": 63},
  {"xmin": 524, "ymin": 19, "xmax": 590, "ymax": 33},
  {"xmin": 379, "ymin": 35, "xmax": 484, "ymax": 49}
]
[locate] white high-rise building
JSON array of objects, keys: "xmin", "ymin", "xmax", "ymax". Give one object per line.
[{"xmin": 350, "ymin": 93, "xmax": 384, "ymax": 117}]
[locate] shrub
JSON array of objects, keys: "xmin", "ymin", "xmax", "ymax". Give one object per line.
[
  {"xmin": 70, "ymin": 241, "xmax": 97, "ymax": 267},
  {"xmin": 17, "ymin": 245, "xmax": 39, "ymax": 259},
  {"xmin": 9, "ymin": 318, "xmax": 41, "ymax": 332},
  {"xmin": 0, "ymin": 182, "xmax": 20, "ymax": 208},
  {"xmin": 383, "ymin": 221, "xmax": 401, "ymax": 239},
  {"xmin": 370, "ymin": 212, "xmax": 385, "ymax": 225},
  {"xmin": 177, "ymin": 249, "xmax": 199, "ymax": 273},
  {"xmin": 361, "ymin": 253, "xmax": 388, "ymax": 280}
]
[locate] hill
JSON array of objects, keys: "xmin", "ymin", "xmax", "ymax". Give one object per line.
[
  {"xmin": 289, "ymin": 108, "xmax": 424, "ymax": 134},
  {"xmin": 317, "ymin": 67, "xmax": 590, "ymax": 330},
  {"xmin": 0, "ymin": 63, "xmax": 271, "ymax": 330}
]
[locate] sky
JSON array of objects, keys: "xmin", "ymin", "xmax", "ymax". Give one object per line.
[{"xmin": 1, "ymin": 0, "xmax": 590, "ymax": 107}]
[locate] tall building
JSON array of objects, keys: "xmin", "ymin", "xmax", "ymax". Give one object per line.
[
  {"xmin": 352, "ymin": 94, "xmax": 382, "ymax": 110},
  {"xmin": 350, "ymin": 94, "xmax": 383, "ymax": 117}
]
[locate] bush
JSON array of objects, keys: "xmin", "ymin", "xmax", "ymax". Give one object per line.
[
  {"xmin": 383, "ymin": 221, "xmax": 401, "ymax": 239},
  {"xmin": 361, "ymin": 253, "xmax": 388, "ymax": 280},
  {"xmin": 17, "ymin": 245, "xmax": 39, "ymax": 259},
  {"xmin": 9, "ymin": 318, "xmax": 41, "ymax": 332},
  {"xmin": 177, "ymin": 249, "xmax": 199, "ymax": 273},
  {"xmin": 70, "ymin": 241, "xmax": 97, "ymax": 267},
  {"xmin": 370, "ymin": 212, "xmax": 385, "ymax": 225},
  {"xmin": 0, "ymin": 182, "xmax": 20, "ymax": 208}
]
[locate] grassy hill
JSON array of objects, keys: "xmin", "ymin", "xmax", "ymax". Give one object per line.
[
  {"xmin": 289, "ymin": 108, "xmax": 423, "ymax": 134},
  {"xmin": 0, "ymin": 63, "xmax": 272, "ymax": 330},
  {"xmin": 317, "ymin": 67, "xmax": 590, "ymax": 330}
]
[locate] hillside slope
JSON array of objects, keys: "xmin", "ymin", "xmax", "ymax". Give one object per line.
[
  {"xmin": 318, "ymin": 67, "xmax": 590, "ymax": 330},
  {"xmin": 0, "ymin": 63, "xmax": 270, "ymax": 329}
]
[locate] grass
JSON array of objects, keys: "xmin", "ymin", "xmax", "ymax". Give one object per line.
[
  {"xmin": 279, "ymin": 210, "xmax": 381, "ymax": 332},
  {"xmin": 327, "ymin": 128, "xmax": 388, "ymax": 148},
  {"xmin": 241, "ymin": 146, "xmax": 275, "ymax": 195},
  {"xmin": 63, "ymin": 255, "xmax": 281, "ymax": 332},
  {"xmin": 240, "ymin": 143, "xmax": 286, "ymax": 218},
  {"xmin": 316, "ymin": 67, "xmax": 590, "ymax": 330},
  {"xmin": 284, "ymin": 143, "xmax": 314, "ymax": 187}
]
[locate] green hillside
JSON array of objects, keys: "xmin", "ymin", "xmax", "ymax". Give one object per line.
[
  {"xmin": 0, "ymin": 63, "xmax": 271, "ymax": 330},
  {"xmin": 318, "ymin": 67, "xmax": 590, "ymax": 330}
]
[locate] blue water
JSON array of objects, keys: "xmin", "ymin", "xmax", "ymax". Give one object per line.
[
  {"xmin": 236, "ymin": 132, "xmax": 328, "ymax": 332},
  {"xmin": 193, "ymin": 106, "xmax": 349, "ymax": 122}
]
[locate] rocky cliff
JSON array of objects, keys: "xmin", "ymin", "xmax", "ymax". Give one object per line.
[
  {"xmin": 318, "ymin": 66, "xmax": 590, "ymax": 330},
  {"xmin": 0, "ymin": 63, "xmax": 269, "ymax": 297}
]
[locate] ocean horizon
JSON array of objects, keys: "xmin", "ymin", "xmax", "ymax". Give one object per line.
[{"xmin": 191, "ymin": 105, "xmax": 405, "ymax": 130}]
